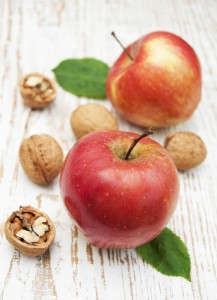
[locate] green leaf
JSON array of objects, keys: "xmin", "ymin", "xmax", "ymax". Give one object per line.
[
  {"xmin": 52, "ymin": 58, "xmax": 109, "ymax": 99},
  {"xmin": 136, "ymin": 227, "xmax": 191, "ymax": 281}
]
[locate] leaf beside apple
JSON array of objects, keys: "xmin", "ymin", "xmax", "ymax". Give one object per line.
[
  {"xmin": 136, "ymin": 227, "xmax": 191, "ymax": 281},
  {"xmin": 52, "ymin": 58, "xmax": 109, "ymax": 99}
]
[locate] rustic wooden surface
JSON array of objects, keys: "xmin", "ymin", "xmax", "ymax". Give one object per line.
[{"xmin": 0, "ymin": 0, "xmax": 217, "ymax": 299}]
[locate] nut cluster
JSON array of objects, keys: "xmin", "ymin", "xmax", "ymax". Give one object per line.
[
  {"xmin": 70, "ymin": 103, "xmax": 118, "ymax": 139},
  {"xmin": 19, "ymin": 73, "xmax": 56, "ymax": 109},
  {"xmin": 164, "ymin": 131, "xmax": 207, "ymax": 170},
  {"xmin": 5, "ymin": 206, "xmax": 55, "ymax": 256},
  {"xmin": 19, "ymin": 134, "xmax": 63, "ymax": 185}
]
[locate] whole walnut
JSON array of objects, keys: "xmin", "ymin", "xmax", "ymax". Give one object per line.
[
  {"xmin": 164, "ymin": 131, "xmax": 207, "ymax": 170},
  {"xmin": 19, "ymin": 134, "xmax": 63, "ymax": 185},
  {"xmin": 70, "ymin": 103, "xmax": 118, "ymax": 139}
]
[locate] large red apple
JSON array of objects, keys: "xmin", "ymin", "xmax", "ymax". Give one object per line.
[
  {"xmin": 106, "ymin": 31, "xmax": 201, "ymax": 127},
  {"xmin": 60, "ymin": 130, "xmax": 179, "ymax": 249}
]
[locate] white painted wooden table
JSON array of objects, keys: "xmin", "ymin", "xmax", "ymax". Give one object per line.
[{"xmin": 0, "ymin": 0, "xmax": 217, "ymax": 299}]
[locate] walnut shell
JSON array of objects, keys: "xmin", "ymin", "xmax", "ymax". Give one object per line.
[
  {"xmin": 19, "ymin": 134, "xmax": 63, "ymax": 185},
  {"xmin": 70, "ymin": 103, "xmax": 118, "ymax": 139},
  {"xmin": 19, "ymin": 73, "xmax": 56, "ymax": 109},
  {"xmin": 164, "ymin": 131, "xmax": 207, "ymax": 170},
  {"xmin": 5, "ymin": 206, "xmax": 55, "ymax": 257}
]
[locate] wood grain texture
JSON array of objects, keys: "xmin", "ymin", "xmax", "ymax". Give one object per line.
[{"xmin": 0, "ymin": 0, "xmax": 217, "ymax": 299}]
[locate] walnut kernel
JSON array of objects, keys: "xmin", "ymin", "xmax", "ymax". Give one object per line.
[
  {"xmin": 19, "ymin": 73, "xmax": 56, "ymax": 109},
  {"xmin": 19, "ymin": 134, "xmax": 63, "ymax": 185},
  {"xmin": 70, "ymin": 103, "xmax": 118, "ymax": 139},
  {"xmin": 5, "ymin": 206, "xmax": 55, "ymax": 256},
  {"xmin": 164, "ymin": 131, "xmax": 207, "ymax": 170}
]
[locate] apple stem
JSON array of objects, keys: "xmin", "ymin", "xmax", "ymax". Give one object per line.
[
  {"xmin": 111, "ymin": 31, "xmax": 134, "ymax": 61},
  {"xmin": 125, "ymin": 127, "xmax": 154, "ymax": 160}
]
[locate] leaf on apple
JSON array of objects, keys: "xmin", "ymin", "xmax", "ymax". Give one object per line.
[
  {"xmin": 52, "ymin": 58, "xmax": 109, "ymax": 99},
  {"xmin": 136, "ymin": 227, "xmax": 191, "ymax": 281}
]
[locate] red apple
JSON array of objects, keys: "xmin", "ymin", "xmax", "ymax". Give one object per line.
[
  {"xmin": 106, "ymin": 31, "xmax": 201, "ymax": 127},
  {"xmin": 60, "ymin": 130, "xmax": 179, "ymax": 249}
]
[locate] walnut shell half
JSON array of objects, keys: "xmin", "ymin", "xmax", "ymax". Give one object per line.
[
  {"xmin": 19, "ymin": 73, "xmax": 56, "ymax": 109},
  {"xmin": 19, "ymin": 134, "xmax": 63, "ymax": 185},
  {"xmin": 5, "ymin": 206, "xmax": 55, "ymax": 256}
]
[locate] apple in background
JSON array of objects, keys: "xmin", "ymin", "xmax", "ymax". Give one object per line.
[
  {"xmin": 60, "ymin": 130, "xmax": 179, "ymax": 249},
  {"xmin": 106, "ymin": 31, "xmax": 201, "ymax": 127}
]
